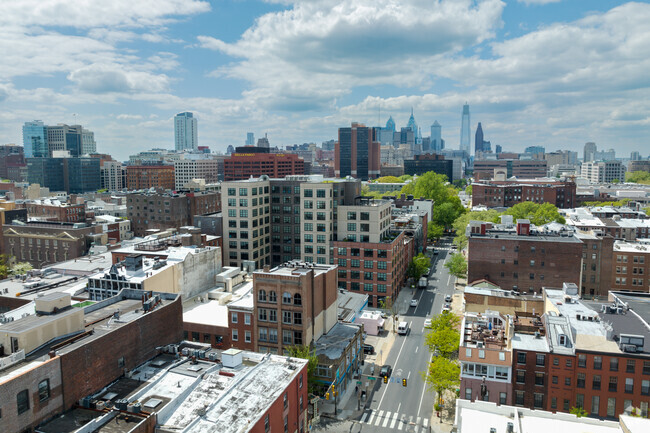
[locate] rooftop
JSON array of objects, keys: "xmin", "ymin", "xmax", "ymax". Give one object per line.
[
  {"xmin": 314, "ymin": 322, "xmax": 362, "ymax": 361},
  {"xmin": 254, "ymin": 260, "xmax": 336, "ymax": 278}
]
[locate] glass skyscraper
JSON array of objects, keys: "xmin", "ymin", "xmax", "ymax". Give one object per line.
[
  {"xmin": 22, "ymin": 120, "xmax": 48, "ymax": 158},
  {"xmin": 460, "ymin": 103, "xmax": 470, "ymax": 154},
  {"xmin": 174, "ymin": 112, "xmax": 198, "ymax": 151}
]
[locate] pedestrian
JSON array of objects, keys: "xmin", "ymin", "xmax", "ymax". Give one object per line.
[{"xmin": 355, "ymin": 385, "xmax": 358, "ymax": 394}]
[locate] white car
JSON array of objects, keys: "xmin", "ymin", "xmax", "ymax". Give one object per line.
[
  {"xmin": 424, "ymin": 318, "xmax": 432, "ymax": 328},
  {"xmin": 442, "ymin": 305, "xmax": 451, "ymax": 312},
  {"xmin": 410, "ymin": 299, "xmax": 418, "ymax": 307}
]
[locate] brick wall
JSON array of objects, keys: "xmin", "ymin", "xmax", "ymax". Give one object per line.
[{"xmin": 59, "ymin": 296, "xmax": 184, "ymax": 409}]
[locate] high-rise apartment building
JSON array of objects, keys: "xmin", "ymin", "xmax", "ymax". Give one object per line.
[
  {"xmin": 475, "ymin": 122, "xmax": 485, "ymax": 154},
  {"xmin": 100, "ymin": 160, "xmax": 127, "ymax": 191},
  {"xmin": 583, "ymin": 142, "xmax": 597, "ymax": 162},
  {"xmin": 580, "ymin": 160, "xmax": 626, "ymax": 184},
  {"xmin": 430, "ymin": 120, "xmax": 444, "ymax": 152},
  {"xmin": 0, "ymin": 145, "xmax": 25, "ymax": 180},
  {"xmin": 174, "ymin": 112, "xmax": 198, "ymax": 151},
  {"xmin": 26, "ymin": 157, "xmax": 100, "ymax": 193},
  {"xmin": 173, "ymin": 158, "xmax": 219, "ymax": 190},
  {"xmin": 335, "ymin": 123, "xmax": 380, "ymax": 180},
  {"xmin": 460, "ymin": 103, "xmax": 471, "ymax": 154},
  {"xmin": 22, "ymin": 120, "xmax": 48, "ymax": 158},
  {"xmin": 223, "ymin": 147, "xmax": 304, "ymax": 181}
]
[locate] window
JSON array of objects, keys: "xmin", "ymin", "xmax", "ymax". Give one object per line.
[
  {"xmin": 576, "ymin": 393, "xmax": 584, "ymax": 409},
  {"xmin": 609, "ymin": 376, "xmax": 618, "ymax": 392},
  {"xmin": 265, "ymin": 414, "xmax": 270, "ymax": 433},
  {"xmin": 245, "ymin": 331, "xmax": 251, "ymax": 343},
  {"xmin": 594, "ymin": 356, "xmax": 602, "ymax": 370},
  {"xmin": 564, "ymin": 399, "xmax": 570, "ymax": 411},
  {"xmin": 627, "ymin": 359, "xmax": 635, "ymax": 373},
  {"xmin": 118, "ymin": 357, "xmax": 125, "ymax": 368},
  {"xmin": 294, "ymin": 312, "xmax": 302, "ymax": 325},
  {"xmin": 515, "ymin": 391, "xmax": 525, "ymax": 405},
  {"xmin": 610, "ymin": 357, "xmax": 619, "ymax": 371},
  {"xmin": 499, "ymin": 392, "xmax": 507, "ymax": 405},
  {"xmin": 231, "ymin": 312, "xmax": 238, "ymax": 323},
  {"xmin": 577, "ymin": 373, "xmax": 585, "ymax": 388},
  {"xmin": 465, "ymin": 388, "xmax": 472, "ymax": 400},
  {"xmin": 536, "ymin": 354, "xmax": 545, "ymax": 366},
  {"xmin": 517, "ymin": 352, "xmax": 526, "ymax": 364},
  {"xmin": 591, "ymin": 396, "xmax": 600, "ymax": 415},
  {"xmin": 17, "ymin": 389, "xmax": 29, "ymax": 414},
  {"xmin": 607, "ymin": 397, "xmax": 616, "ymax": 417},
  {"xmin": 565, "ymin": 377, "xmax": 571, "ymax": 386},
  {"xmin": 578, "ymin": 354, "xmax": 586, "ymax": 367},
  {"xmin": 245, "ymin": 314, "xmax": 251, "ymax": 325},
  {"xmin": 232, "ymin": 329, "xmax": 238, "ymax": 341},
  {"xmin": 516, "ymin": 370, "xmax": 526, "ymax": 384},
  {"xmin": 258, "ymin": 290, "xmax": 267, "ymax": 302},
  {"xmin": 551, "ymin": 397, "xmax": 557, "ymax": 409},
  {"xmin": 641, "ymin": 380, "xmax": 650, "ymax": 395},
  {"xmin": 644, "ymin": 361, "xmax": 650, "ymax": 375},
  {"xmin": 283, "ymin": 292, "xmax": 292, "ymax": 304},
  {"xmin": 534, "ymin": 393, "xmax": 544, "ymax": 408},
  {"xmin": 625, "ymin": 378, "xmax": 634, "ymax": 393},
  {"xmin": 552, "ymin": 375, "xmax": 558, "ymax": 384},
  {"xmin": 38, "ymin": 379, "xmax": 50, "ymax": 401},
  {"xmin": 535, "ymin": 372, "xmax": 544, "ymax": 386},
  {"xmin": 593, "ymin": 375, "xmax": 601, "ymax": 390}
]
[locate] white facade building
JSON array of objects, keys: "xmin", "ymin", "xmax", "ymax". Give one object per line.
[
  {"xmin": 580, "ymin": 160, "xmax": 626, "ymax": 184},
  {"xmin": 174, "ymin": 112, "xmax": 198, "ymax": 151}
]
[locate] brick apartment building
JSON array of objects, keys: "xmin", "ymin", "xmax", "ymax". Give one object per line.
[
  {"xmin": 126, "ymin": 165, "xmax": 175, "ymax": 190},
  {"xmin": 575, "ymin": 231, "xmax": 614, "ymax": 297},
  {"xmin": 127, "ymin": 190, "xmax": 219, "ymax": 236},
  {"xmin": 472, "ymin": 179, "xmax": 577, "ymax": 209},
  {"xmin": 611, "ymin": 240, "xmax": 650, "ymax": 292},
  {"xmin": 473, "ymin": 159, "xmax": 548, "ymax": 181},
  {"xmin": 223, "ymin": 147, "xmax": 305, "ymax": 181},
  {"xmin": 467, "ymin": 220, "xmax": 583, "ymax": 293},
  {"xmin": 253, "ymin": 262, "xmax": 338, "ymax": 354},
  {"xmin": 17, "ymin": 200, "xmax": 86, "ymax": 222}
]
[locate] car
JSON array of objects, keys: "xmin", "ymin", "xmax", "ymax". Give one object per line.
[
  {"xmin": 442, "ymin": 305, "xmax": 451, "ymax": 312},
  {"xmin": 424, "ymin": 318, "xmax": 432, "ymax": 328},
  {"xmin": 380, "ymin": 365, "xmax": 392, "ymax": 378},
  {"xmin": 445, "ymin": 294, "xmax": 452, "ymax": 303},
  {"xmin": 363, "ymin": 344, "xmax": 375, "ymax": 355},
  {"xmin": 433, "ymin": 250, "xmax": 439, "ymax": 255},
  {"xmin": 444, "ymin": 303, "xmax": 451, "ymax": 309},
  {"xmin": 450, "ymin": 244, "xmax": 458, "ymax": 250},
  {"xmin": 410, "ymin": 299, "xmax": 418, "ymax": 307}
]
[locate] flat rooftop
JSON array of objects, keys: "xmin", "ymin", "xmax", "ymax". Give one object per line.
[
  {"xmin": 254, "ymin": 261, "xmax": 335, "ymax": 277},
  {"xmin": 470, "ymin": 231, "xmax": 582, "ymax": 243},
  {"xmin": 314, "ymin": 322, "xmax": 361, "ymax": 360}
]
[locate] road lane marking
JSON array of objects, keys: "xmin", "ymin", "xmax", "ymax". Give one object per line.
[
  {"xmin": 377, "ymin": 331, "xmax": 409, "ymax": 409},
  {"xmin": 390, "ymin": 412, "xmax": 399, "ymax": 429},
  {"xmin": 360, "ymin": 411, "xmax": 368, "ymax": 423},
  {"xmin": 407, "ymin": 371, "xmax": 411, "ymax": 379},
  {"xmin": 423, "ymin": 418, "xmax": 429, "ymax": 428},
  {"xmin": 374, "ymin": 410, "xmax": 384, "ymax": 426},
  {"xmin": 397, "ymin": 418, "xmax": 404, "ymax": 431},
  {"xmin": 367, "ymin": 410, "xmax": 376, "ymax": 425},
  {"xmin": 382, "ymin": 411, "xmax": 391, "ymax": 427},
  {"xmin": 397, "ymin": 402, "xmax": 401, "ymax": 412},
  {"xmin": 417, "ymin": 353, "xmax": 434, "ymax": 418},
  {"xmin": 415, "ymin": 345, "xmax": 419, "ymax": 353},
  {"xmin": 447, "ymin": 275, "xmax": 451, "ymax": 285}
]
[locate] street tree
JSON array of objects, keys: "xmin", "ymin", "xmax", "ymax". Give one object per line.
[
  {"xmin": 427, "ymin": 310, "xmax": 461, "ymax": 333},
  {"xmin": 427, "ymin": 222, "xmax": 444, "ymax": 241},
  {"xmin": 407, "ymin": 253, "xmax": 431, "ymax": 280},
  {"xmin": 445, "ymin": 253, "xmax": 467, "ymax": 279},
  {"xmin": 287, "ymin": 345, "xmax": 319, "ymax": 394},
  {"xmin": 425, "ymin": 327, "xmax": 460, "ymax": 358},
  {"xmin": 424, "ymin": 357, "xmax": 460, "ymax": 405},
  {"xmin": 433, "ymin": 201, "xmax": 463, "ymax": 229}
]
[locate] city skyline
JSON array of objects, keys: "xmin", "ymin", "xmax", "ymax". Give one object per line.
[{"xmin": 0, "ymin": 1, "xmax": 648, "ymax": 161}]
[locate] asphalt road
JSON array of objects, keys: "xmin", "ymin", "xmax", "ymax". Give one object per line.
[{"xmin": 353, "ymin": 238, "xmax": 458, "ymax": 432}]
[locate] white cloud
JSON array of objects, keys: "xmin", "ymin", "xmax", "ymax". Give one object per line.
[
  {"xmin": 517, "ymin": 0, "xmax": 561, "ymax": 5},
  {"xmin": 116, "ymin": 114, "xmax": 144, "ymax": 120}
]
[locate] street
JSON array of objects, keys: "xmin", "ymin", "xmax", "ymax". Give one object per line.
[{"xmin": 351, "ymin": 237, "xmax": 458, "ymax": 432}]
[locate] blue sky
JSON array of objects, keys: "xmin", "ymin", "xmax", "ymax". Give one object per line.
[{"xmin": 0, "ymin": 0, "xmax": 648, "ymax": 161}]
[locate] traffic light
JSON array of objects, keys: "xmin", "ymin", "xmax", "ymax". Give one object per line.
[
  {"xmin": 325, "ymin": 392, "xmax": 330, "ymax": 400},
  {"xmin": 383, "ymin": 375, "xmax": 388, "ymax": 384},
  {"xmin": 402, "ymin": 378, "xmax": 407, "ymax": 387}
]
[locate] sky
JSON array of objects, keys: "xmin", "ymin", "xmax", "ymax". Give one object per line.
[{"xmin": 1, "ymin": 0, "xmax": 649, "ymax": 161}]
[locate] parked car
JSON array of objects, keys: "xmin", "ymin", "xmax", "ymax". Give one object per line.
[
  {"xmin": 363, "ymin": 344, "xmax": 375, "ymax": 355},
  {"xmin": 442, "ymin": 305, "xmax": 451, "ymax": 312},
  {"xmin": 445, "ymin": 294, "xmax": 452, "ymax": 303},
  {"xmin": 410, "ymin": 299, "xmax": 419, "ymax": 307},
  {"xmin": 424, "ymin": 318, "xmax": 432, "ymax": 328},
  {"xmin": 380, "ymin": 365, "xmax": 392, "ymax": 378}
]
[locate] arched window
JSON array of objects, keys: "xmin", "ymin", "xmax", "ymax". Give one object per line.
[
  {"xmin": 283, "ymin": 292, "xmax": 292, "ymax": 304},
  {"xmin": 269, "ymin": 291, "xmax": 277, "ymax": 303},
  {"xmin": 294, "ymin": 293, "xmax": 302, "ymax": 306},
  {"xmin": 258, "ymin": 290, "xmax": 266, "ymax": 302}
]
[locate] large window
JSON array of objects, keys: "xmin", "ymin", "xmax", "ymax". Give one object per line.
[{"xmin": 17, "ymin": 389, "xmax": 29, "ymax": 414}]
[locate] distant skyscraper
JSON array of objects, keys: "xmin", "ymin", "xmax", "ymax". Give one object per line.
[
  {"xmin": 583, "ymin": 142, "xmax": 597, "ymax": 162},
  {"xmin": 430, "ymin": 121, "xmax": 444, "ymax": 152},
  {"xmin": 406, "ymin": 108, "xmax": 420, "ymax": 146},
  {"xmin": 226, "ymin": 145, "xmax": 235, "ymax": 154},
  {"xmin": 630, "ymin": 151, "xmax": 641, "ymax": 161},
  {"xmin": 524, "ymin": 146, "xmax": 545, "ymax": 155},
  {"xmin": 474, "ymin": 122, "xmax": 484, "ymax": 154},
  {"xmin": 246, "ymin": 132, "xmax": 255, "ymax": 146},
  {"xmin": 47, "ymin": 124, "xmax": 82, "ymax": 157},
  {"xmin": 81, "ymin": 128, "xmax": 96, "ymax": 154},
  {"xmin": 257, "ymin": 134, "xmax": 270, "ymax": 148},
  {"xmin": 174, "ymin": 112, "xmax": 198, "ymax": 151},
  {"xmin": 335, "ymin": 123, "xmax": 380, "ymax": 180},
  {"xmin": 385, "ymin": 116, "xmax": 396, "ymax": 132},
  {"xmin": 495, "ymin": 144, "xmax": 502, "ymax": 154},
  {"xmin": 460, "ymin": 103, "xmax": 470, "ymax": 154},
  {"xmin": 22, "ymin": 120, "xmax": 48, "ymax": 158}
]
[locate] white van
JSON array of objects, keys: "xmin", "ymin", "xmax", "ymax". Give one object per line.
[{"xmin": 397, "ymin": 321, "xmax": 409, "ymax": 335}]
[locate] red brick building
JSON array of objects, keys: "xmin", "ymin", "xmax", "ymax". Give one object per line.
[
  {"xmin": 17, "ymin": 200, "xmax": 86, "ymax": 222},
  {"xmin": 611, "ymin": 241, "xmax": 650, "ymax": 292},
  {"xmin": 473, "ymin": 159, "xmax": 548, "ymax": 181},
  {"xmin": 467, "ymin": 220, "xmax": 583, "ymax": 293},
  {"xmin": 471, "ymin": 179, "xmax": 576, "ymax": 209},
  {"xmin": 126, "ymin": 165, "xmax": 175, "ymax": 190},
  {"xmin": 223, "ymin": 151, "xmax": 305, "ymax": 181}
]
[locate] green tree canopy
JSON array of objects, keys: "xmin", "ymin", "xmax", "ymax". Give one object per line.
[
  {"xmin": 570, "ymin": 406, "xmax": 588, "ymax": 418},
  {"xmin": 424, "ymin": 357, "xmax": 460, "ymax": 404},
  {"xmin": 287, "ymin": 345, "xmax": 319, "ymax": 394},
  {"xmin": 425, "ymin": 327, "xmax": 460, "ymax": 357},
  {"xmin": 408, "ymin": 253, "xmax": 431, "ymax": 280},
  {"xmin": 427, "ymin": 222, "xmax": 444, "ymax": 241},
  {"xmin": 374, "ymin": 176, "xmax": 401, "ymax": 183},
  {"xmin": 445, "ymin": 253, "xmax": 467, "ymax": 279},
  {"xmin": 401, "ymin": 172, "xmax": 452, "ymax": 203},
  {"xmin": 426, "ymin": 311, "xmax": 461, "ymax": 333},
  {"xmin": 626, "ymin": 171, "xmax": 650, "ymax": 184},
  {"xmin": 433, "ymin": 200, "xmax": 464, "ymax": 229},
  {"xmin": 502, "ymin": 202, "xmax": 566, "ymax": 226},
  {"xmin": 10, "ymin": 262, "xmax": 33, "ymax": 276},
  {"xmin": 452, "ymin": 209, "xmax": 501, "ymax": 249}
]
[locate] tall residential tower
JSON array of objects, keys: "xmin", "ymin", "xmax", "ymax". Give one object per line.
[
  {"xmin": 174, "ymin": 112, "xmax": 198, "ymax": 151},
  {"xmin": 335, "ymin": 123, "xmax": 380, "ymax": 180},
  {"xmin": 460, "ymin": 103, "xmax": 470, "ymax": 154}
]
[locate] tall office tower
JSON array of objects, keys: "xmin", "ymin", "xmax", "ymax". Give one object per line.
[
  {"xmin": 81, "ymin": 128, "xmax": 96, "ymax": 154},
  {"xmin": 524, "ymin": 146, "xmax": 545, "ymax": 155},
  {"xmin": 430, "ymin": 121, "xmax": 445, "ymax": 152},
  {"xmin": 174, "ymin": 112, "xmax": 198, "ymax": 151},
  {"xmin": 474, "ymin": 122, "xmax": 484, "ymax": 153},
  {"xmin": 47, "ymin": 124, "xmax": 83, "ymax": 157},
  {"xmin": 385, "ymin": 116, "xmax": 396, "ymax": 132},
  {"xmin": 246, "ymin": 132, "xmax": 255, "ymax": 146},
  {"xmin": 257, "ymin": 134, "xmax": 270, "ymax": 148},
  {"xmin": 406, "ymin": 108, "xmax": 420, "ymax": 146},
  {"xmin": 583, "ymin": 142, "xmax": 597, "ymax": 162},
  {"xmin": 495, "ymin": 144, "xmax": 502, "ymax": 154},
  {"xmin": 631, "ymin": 151, "xmax": 641, "ymax": 161},
  {"xmin": 22, "ymin": 120, "xmax": 48, "ymax": 158},
  {"xmin": 335, "ymin": 123, "xmax": 381, "ymax": 180},
  {"xmin": 460, "ymin": 103, "xmax": 470, "ymax": 153}
]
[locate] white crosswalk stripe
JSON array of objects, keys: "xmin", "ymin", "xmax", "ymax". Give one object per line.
[
  {"xmin": 359, "ymin": 410, "xmax": 430, "ymax": 430},
  {"xmin": 382, "ymin": 411, "xmax": 391, "ymax": 428},
  {"xmin": 389, "ymin": 412, "xmax": 399, "ymax": 429},
  {"xmin": 360, "ymin": 412, "xmax": 368, "ymax": 423},
  {"xmin": 423, "ymin": 418, "xmax": 429, "ymax": 428},
  {"xmin": 366, "ymin": 410, "xmax": 376, "ymax": 425},
  {"xmin": 374, "ymin": 410, "xmax": 384, "ymax": 426}
]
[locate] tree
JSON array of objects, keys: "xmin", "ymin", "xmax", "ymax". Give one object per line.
[
  {"xmin": 465, "ymin": 184, "xmax": 472, "ymax": 196},
  {"xmin": 425, "ymin": 327, "xmax": 460, "ymax": 357},
  {"xmin": 433, "ymin": 201, "xmax": 463, "ymax": 229},
  {"xmin": 503, "ymin": 202, "xmax": 565, "ymax": 226},
  {"xmin": 375, "ymin": 176, "xmax": 401, "ymax": 183},
  {"xmin": 287, "ymin": 345, "xmax": 319, "ymax": 394},
  {"xmin": 427, "ymin": 222, "xmax": 444, "ymax": 241},
  {"xmin": 626, "ymin": 171, "xmax": 650, "ymax": 184},
  {"xmin": 427, "ymin": 310, "xmax": 461, "ymax": 333},
  {"xmin": 0, "ymin": 254, "xmax": 11, "ymax": 280},
  {"xmin": 401, "ymin": 172, "xmax": 452, "ymax": 204},
  {"xmin": 408, "ymin": 253, "xmax": 431, "ymax": 280},
  {"xmin": 424, "ymin": 357, "xmax": 460, "ymax": 405},
  {"xmin": 10, "ymin": 262, "xmax": 33, "ymax": 276},
  {"xmin": 445, "ymin": 253, "xmax": 467, "ymax": 279},
  {"xmin": 452, "ymin": 209, "xmax": 500, "ymax": 249},
  {"xmin": 569, "ymin": 406, "xmax": 588, "ymax": 418}
]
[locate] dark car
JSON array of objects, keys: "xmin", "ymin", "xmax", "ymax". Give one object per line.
[
  {"xmin": 380, "ymin": 365, "xmax": 392, "ymax": 378},
  {"xmin": 363, "ymin": 344, "xmax": 375, "ymax": 355}
]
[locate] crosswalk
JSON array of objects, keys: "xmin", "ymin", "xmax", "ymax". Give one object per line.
[{"xmin": 359, "ymin": 410, "xmax": 429, "ymax": 431}]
